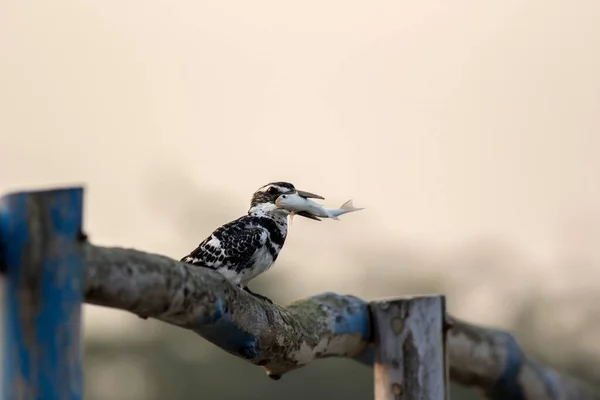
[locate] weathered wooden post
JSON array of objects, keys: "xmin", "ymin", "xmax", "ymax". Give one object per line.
[
  {"xmin": 371, "ymin": 295, "xmax": 448, "ymax": 400},
  {"xmin": 0, "ymin": 188, "xmax": 84, "ymax": 400}
]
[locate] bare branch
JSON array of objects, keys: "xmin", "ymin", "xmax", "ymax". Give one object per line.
[
  {"xmin": 446, "ymin": 315, "xmax": 599, "ymax": 400},
  {"xmin": 83, "ymin": 244, "xmax": 370, "ymax": 379},
  {"xmin": 357, "ymin": 316, "xmax": 599, "ymax": 399},
  {"xmin": 82, "ymin": 243, "xmax": 599, "ymax": 398}
]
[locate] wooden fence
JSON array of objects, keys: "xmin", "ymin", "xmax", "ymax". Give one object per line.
[{"xmin": 0, "ymin": 187, "xmax": 598, "ymax": 399}]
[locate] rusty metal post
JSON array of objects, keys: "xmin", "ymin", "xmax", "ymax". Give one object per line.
[
  {"xmin": 0, "ymin": 187, "xmax": 84, "ymax": 400},
  {"xmin": 371, "ymin": 295, "xmax": 448, "ymax": 400}
]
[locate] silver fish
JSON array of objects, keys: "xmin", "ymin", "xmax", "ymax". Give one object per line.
[{"xmin": 275, "ymin": 193, "xmax": 364, "ymax": 223}]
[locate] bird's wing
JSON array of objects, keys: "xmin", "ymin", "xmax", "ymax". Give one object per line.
[{"xmin": 181, "ymin": 219, "xmax": 267, "ymax": 271}]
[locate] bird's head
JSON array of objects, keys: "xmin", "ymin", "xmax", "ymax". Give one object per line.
[{"xmin": 249, "ymin": 182, "xmax": 323, "ymax": 221}]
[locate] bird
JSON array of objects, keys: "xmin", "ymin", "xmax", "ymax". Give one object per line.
[{"xmin": 180, "ymin": 182, "xmax": 323, "ymax": 303}]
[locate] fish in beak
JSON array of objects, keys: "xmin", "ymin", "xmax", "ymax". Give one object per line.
[{"xmin": 294, "ymin": 189, "xmax": 324, "ymax": 221}]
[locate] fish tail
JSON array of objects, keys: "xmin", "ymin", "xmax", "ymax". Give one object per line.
[{"xmin": 340, "ymin": 199, "xmax": 364, "ymax": 212}]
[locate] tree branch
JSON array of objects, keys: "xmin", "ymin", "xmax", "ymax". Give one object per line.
[
  {"xmin": 355, "ymin": 316, "xmax": 599, "ymax": 399},
  {"xmin": 82, "ymin": 243, "xmax": 599, "ymax": 398},
  {"xmin": 446, "ymin": 315, "xmax": 599, "ymax": 400},
  {"xmin": 83, "ymin": 244, "xmax": 371, "ymax": 379}
]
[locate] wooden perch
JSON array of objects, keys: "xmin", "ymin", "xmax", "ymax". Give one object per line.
[
  {"xmin": 446, "ymin": 315, "xmax": 599, "ymax": 400},
  {"xmin": 1, "ymin": 186, "xmax": 599, "ymax": 400},
  {"xmin": 81, "ymin": 244, "xmax": 600, "ymax": 399},
  {"xmin": 356, "ymin": 315, "xmax": 599, "ymax": 400},
  {"xmin": 83, "ymin": 244, "xmax": 370, "ymax": 379}
]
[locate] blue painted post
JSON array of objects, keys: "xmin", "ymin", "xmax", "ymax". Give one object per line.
[{"xmin": 0, "ymin": 188, "xmax": 84, "ymax": 400}]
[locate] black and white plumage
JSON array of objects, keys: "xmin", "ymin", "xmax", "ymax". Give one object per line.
[{"xmin": 180, "ymin": 182, "xmax": 322, "ymax": 303}]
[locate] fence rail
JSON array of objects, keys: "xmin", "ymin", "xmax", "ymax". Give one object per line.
[{"xmin": 1, "ymin": 187, "xmax": 598, "ymax": 399}]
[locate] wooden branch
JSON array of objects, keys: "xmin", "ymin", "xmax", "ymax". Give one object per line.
[
  {"xmin": 83, "ymin": 243, "xmax": 599, "ymax": 399},
  {"xmin": 83, "ymin": 244, "xmax": 371, "ymax": 379},
  {"xmin": 357, "ymin": 315, "xmax": 599, "ymax": 400},
  {"xmin": 446, "ymin": 315, "xmax": 600, "ymax": 400},
  {"xmin": 371, "ymin": 296, "xmax": 448, "ymax": 400}
]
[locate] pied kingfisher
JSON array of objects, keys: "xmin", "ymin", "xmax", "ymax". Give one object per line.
[{"xmin": 180, "ymin": 182, "xmax": 323, "ymax": 303}]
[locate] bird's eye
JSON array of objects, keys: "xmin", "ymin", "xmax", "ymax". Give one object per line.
[{"xmin": 267, "ymin": 187, "xmax": 278, "ymax": 194}]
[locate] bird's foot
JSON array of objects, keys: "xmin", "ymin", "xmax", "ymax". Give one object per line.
[{"xmin": 243, "ymin": 287, "xmax": 273, "ymax": 304}]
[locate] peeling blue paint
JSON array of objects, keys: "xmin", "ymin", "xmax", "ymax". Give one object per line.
[
  {"xmin": 529, "ymin": 358, "xmax": 559, "ymax": 400},
  {"xmin": 196, "ymin": 297, "xmax": 226, "ymax": 325},
  {"xmin": 194, "ymin": 297, "xmax": 260, "ymax": 360},
  {"xmin": 1, "ymin": 188, "xmax": 84, "ymax": 400},
  {"xmin": 485, "ymin": 332, "xmax": 525, "ymax": 400},
  {"xmin": 331, "ymin": 299, "xmax": 370, "ymax": 341}
]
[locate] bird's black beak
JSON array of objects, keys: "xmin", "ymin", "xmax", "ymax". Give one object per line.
[
  {"xmin": 296, "ymin": 190, "xmax": 324, "ymax": 200},
  {"xmin": 296, "ymin": 211, "xmax": 322, "ymax": 221}
]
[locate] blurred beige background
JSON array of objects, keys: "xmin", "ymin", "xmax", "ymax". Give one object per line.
[{"xmin": 1, "ymin": 1, "xmax": 599, "ymax": 399}]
